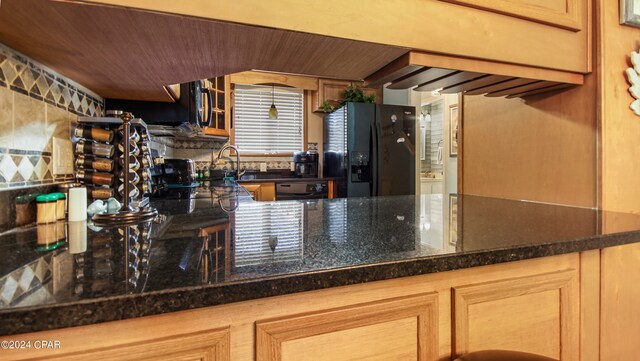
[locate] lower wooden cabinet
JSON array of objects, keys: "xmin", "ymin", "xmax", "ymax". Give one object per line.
[
  {"xmin": 256, "ymin": 293, "xmax": 438, "ymax": 361},
  {"xmin": 5, "ymin": 252, "xmax": 604, "ymax": 361},
  {"xmin": 240, "ymin": 182, "xmax": 275, "ymax": 201},
  {"xmin": 242, "ymin": 184, "xmax": 262, "ymax": 201},
  {"xmin": 27, "ymin": 328, "xmax": 230, "ymax": 361},
  {"xmin": 452, "ymin": 270, "xmax": 579, "ymax": 360}
]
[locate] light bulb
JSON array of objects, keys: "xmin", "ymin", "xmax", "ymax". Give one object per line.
[{"xmin": 269, "ymin": 104, "xmax": 278, "ymax": 119}]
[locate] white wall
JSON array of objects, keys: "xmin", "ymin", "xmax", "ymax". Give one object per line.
[{"xmin": 442, "ymin": 94, "xmax": 458, "ymax": 196}]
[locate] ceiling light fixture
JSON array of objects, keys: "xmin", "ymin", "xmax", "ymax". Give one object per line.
[{"xmin": 268, "ymin": 84, "xmax": 278, "ymax": 120}]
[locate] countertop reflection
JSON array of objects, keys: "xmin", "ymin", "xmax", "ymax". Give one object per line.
[{"xmin": 2, "ymin": 193, "xmax": 640, "ymax": 335}]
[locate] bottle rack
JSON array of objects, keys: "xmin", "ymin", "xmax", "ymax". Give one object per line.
[
  {"xmin": 75, "ymin": 111, "xmax": 152, "ymax": 207},
  {"xmin": 72, "ymin": 221, "xmax": 154, "ymax": 297},
  {"xmin": 75, "ymin": 111, "xmax": 157, "ymax": 225}
]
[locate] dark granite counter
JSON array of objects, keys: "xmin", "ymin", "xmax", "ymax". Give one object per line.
[
  {"xmin": 1, "ymin": 192, "xmax": 640, "ymax": 335},
  {"xmin": 238, "ymin": 177, "xmax": 335, "ymax": 183}
]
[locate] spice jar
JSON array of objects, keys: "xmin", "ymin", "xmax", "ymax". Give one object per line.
[
  {"xmin": 51, "ymin": 192, "xmax": 66, "ymax": 220},
  {"xmin": 15, "ymin": 194, "xmax": 36, "ymax": 226},
  {"xmin": 76, "ymin": 170, "xmax": 113, "ymax": 186},
  {"xmin": 118, "ymin": 140, "xmax": 140, "ymax": 157},
  {"xmin": 118, "ymin": 126, "xmax": 140, "ymax": 143},
  {"xmin": 74, "ymin": 125, "xmax": 114, "ymax": 143},
  {"xmin": 76, "ymin": 140, "xmax": 115, "ymax": 158},
  {"xmin": 36, "ymin": 194, "xmax": 57, "ymax": 224},
  {"xmin": 90, "ymin": 187, "xmax": 114, "ymax": 199},
  {"xmin": 37, "ymin": 223, "xmax": 57, "ymax": 246},
  {"xmin": 75, "ymin": 155, "xmax": 114, "ymax": 172},
  {"xmin": 56, "ymin": 220, "xmax": 66, "ymax": 241}
]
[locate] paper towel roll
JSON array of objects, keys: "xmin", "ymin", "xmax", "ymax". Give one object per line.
[
  {"xmin": 68, "ymin": 187, "xmax": 87, "ymax": 221},
  {"xmin": 68, "ymin": 220, "xmax": 87, "ymax": 254}
]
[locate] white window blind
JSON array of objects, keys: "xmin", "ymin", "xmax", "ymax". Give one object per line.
[
  {"xmin": 234, "ymin": 202, "xmax": 304, "ymax": 267},
  {"xmin": 324, "ymin": 105, "xmax": 347, "ymax": 153},
  {"xmin": 327, "ymin": 198, "xmax": 347, "ymax": 243},
  {"xmin": 234, "ymin": 85, "xmax": 304, "ymax": 154}
]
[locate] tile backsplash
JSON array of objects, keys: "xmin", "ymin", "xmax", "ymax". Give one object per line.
[
  {"xmin": 0, "ymin": 43, "xmax": 104, "ymax": 190},
  {"xmin": 170, "ymin": 146, "xmax": 294, "ymax": 172}
]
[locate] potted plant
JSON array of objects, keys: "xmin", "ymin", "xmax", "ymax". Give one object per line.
[{"xmin": 323, "ymin": 85, "xmax": 376, "ymax": 112}]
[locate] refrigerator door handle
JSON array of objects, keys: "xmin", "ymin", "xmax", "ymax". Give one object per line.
[{"xmin": 370, "ymin": 122, "xmax": 379, "ymax": 197}]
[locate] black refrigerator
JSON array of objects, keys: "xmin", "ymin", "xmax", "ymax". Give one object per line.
[{"xmin": 324, "ymin": 102, "xmax": 416, "ymax": 198}]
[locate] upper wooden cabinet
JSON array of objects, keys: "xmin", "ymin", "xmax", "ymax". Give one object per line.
[
  {"xmin": 81, "ymin": 0, "xmax": 592, "ymax": 75},
  {"xmin": 314, "ymin": 79, "xmax": 351, "ymax": 112},
  {"xmin": 441, "ymin": 0, "xmax": 583, "ymax": 31},
  {"xmin": 0, "ymin": 0, "xmax": 590, "ymax": 101},
  {"xmin": 313, "ymin": 79, "xmax": 382, "ymax": 112}
]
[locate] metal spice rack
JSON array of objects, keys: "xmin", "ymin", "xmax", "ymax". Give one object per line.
[{"xmin": 75, "ymin": 111, "xmax": 157, "ymax": 225}]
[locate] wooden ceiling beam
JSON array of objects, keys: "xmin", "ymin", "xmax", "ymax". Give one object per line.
[
  {"xmin": 465, "ymin": 78, "xmax": 539, "ymax": 96},
  {"xmin": 364, "ymin": 53, "xmax": 421, "ymax": 87},
  {"xmin": 506, "ymin": 83, "xmax": 576, "ymax": 98},
  {"xmin": 414, "ymin": 71, "xmax": 486, "ymax": 92},
  {"xmin": 439, "ymin": 74, "xmax": 514, "ymax": 94},
  {"xmin": 409, "ymin": 52, "xmax": 583, "ymax": 85},
  {"xmin": 486, "ymin": 80, "xmax": 559, "ymax": 97},
  {"xmin": 387, "ymin": 67, "xmax": 457, "ymax": 90}
]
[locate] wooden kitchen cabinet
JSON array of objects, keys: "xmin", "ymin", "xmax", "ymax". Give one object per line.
[
  {"xmin": 440, "ymin": 0, "xmax": 583, "ymax": 32},
  {"xmin": 313, "ymin": 79, "xmax": 382, "ymax": 112},
  {"xmin": 452, "ymin": 270, "xmax": 578, "ymax": 360},
  {"xmin": 6, "ymin": 253, "xmax": 592, "ymax": 361},
  {"xmin": 256, "ymin": 293, "xmax": 439, "ymax": 361},
  {"xmin": 20, "ymin": 328, "xmax": 231, "ymax": 361},
  {"xmin": 352, "ymin": 81, "xmax": 383, "ymax": 104},
  {"xmin": 313, "ymin": 79, "xmax": 351, "ymax": 112},
  {"xmin": 203, "ymin": 76, "xmax": 231, "ymax": 138},
  {"xmin": 241, "ymin": 182, "xmax": 275, "ymax": 201},
  {"xmin": 242, "ymin": 184, "xmax": 262, "ymax": 201}
]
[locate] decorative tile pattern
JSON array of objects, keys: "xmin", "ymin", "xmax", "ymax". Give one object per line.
[
  {"xmin": 152, "ymin": 136, "xmax": 228, "ymax": 150},
  {"xmin": 0, "ymin": 253, "xmax": 54, "ymax": 306},
  {"xmin": 0, "ymin": 43, "xmax": 105, "ymax": 191},
  {"xmin": 192, "ymin": 159, "xmax": 292, "ymax": 171},
  {"xmin": 0, "ymin": 149, "xmax": 56, "ymax": 188},
  {"xmin": 0, "ymin": 43, "xmax": 103, "ymax": 117}
]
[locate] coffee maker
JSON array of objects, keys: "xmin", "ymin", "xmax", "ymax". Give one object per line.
[{"xmin": 294, "ymin": 151, "xmax": 318, "ymax": 178}]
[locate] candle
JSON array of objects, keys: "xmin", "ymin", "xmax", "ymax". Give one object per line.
[
  {"xmin": 68, "ymin": 220, "xmax": 87, "ymax": 254},
  {"xmin": 69, "ymin": 187, "xmax": 87, "ymax": 221}
]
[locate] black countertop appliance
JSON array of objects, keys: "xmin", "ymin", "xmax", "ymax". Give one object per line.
[
  {"xmin": 324, "ymin": 102, "xmax": 416, "ymax": 198},
  {"xmin": 155, "ymin": 159, "xmax": 197, "ymax": 188},
  {"xmin": 293, "ymin": 151, "xmax": 318, "ymax": 178},
  {"xmin": 105, "ymin": 80, "xmax": 216, "ymax": 127}
]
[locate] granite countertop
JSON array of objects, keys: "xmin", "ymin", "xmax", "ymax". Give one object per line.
[
  {"xmin": 238, "ymin": 177, "xmax": 336, "ymax": 183},
  {"xmin": 1, "ymin": 191, "xmax": 640, "ymax": 335}
]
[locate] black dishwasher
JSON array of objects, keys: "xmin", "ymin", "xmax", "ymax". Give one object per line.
[{"xmin": 275, "ymin": 181, "xmax": 328, "ymax": 200}]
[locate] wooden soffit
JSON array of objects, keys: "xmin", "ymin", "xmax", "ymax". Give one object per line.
[
  {"xmin": 365, "ymin": 52, "xmax": 583, "ymax": 98},
  {"xmin": 0, "ymin": 0, "xmax": 407, "ymax": 101}
]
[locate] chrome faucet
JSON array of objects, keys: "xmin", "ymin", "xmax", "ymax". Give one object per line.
[{"xmin": 215, "ymin": 144, "xmax": 245, "ymax": 180}]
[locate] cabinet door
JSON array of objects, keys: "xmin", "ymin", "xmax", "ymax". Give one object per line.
[
  {"xmin": 315, "ymin": 79, "xmax": 351, "ymax": 111},
  {"xmin": 256, "ymin": 182, "xmax": 276, "ymax": 201},
  {"xmin": 203, "ymin": 76, "xmax": 230, "ymax": 137},
  {"xmin": 440, "ymin": 0, "xmax": 582, "ymax": 31},
  {"xmin": 256, "ymin": 293, "xmax": 438, "ymax": 361},
  {"xmin": 361, "ymin": 86, "xmax": 382, "ymax": 104},
  {"xmin": 452, "ymin": 270, "xmax": 579, "ymax": 360},
  {"xmin": 242, "ymin": 184, "xmax": 262, "ymax": 201},
  {"xmin": 39, "ymin": 328, "xmax": 230, "ymax": 361}
]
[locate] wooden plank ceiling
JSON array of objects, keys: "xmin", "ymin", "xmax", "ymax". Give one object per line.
[
  {"xmin": 366, "ymin": 52, "xmax": 583, "ymax": 98},
  {"xmin": 0, "ymin": 0, "xmax": 408, "ymax": 101}
]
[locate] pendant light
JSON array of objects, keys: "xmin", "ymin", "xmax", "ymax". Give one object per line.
[{"xmin": 268, "ymin": 84, "xmax": 278, "ymax": 120}]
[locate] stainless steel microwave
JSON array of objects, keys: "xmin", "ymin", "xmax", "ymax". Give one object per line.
[{"xmin": 105, "ymin": 79, "xmax": 216, "ymax": 127}]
